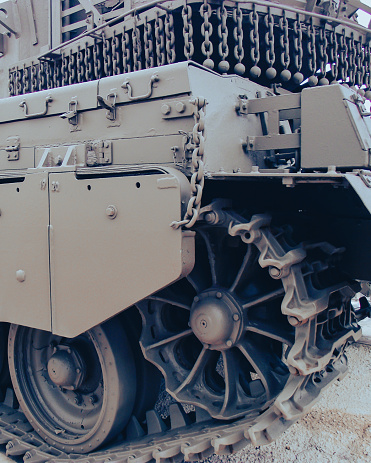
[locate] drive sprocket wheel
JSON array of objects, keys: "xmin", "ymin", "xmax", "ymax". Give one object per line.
[
  {"xmin": 8, "ymin": 320, "xmax": 136, "ymax": 453},
  {"xmin": 139, "ymin": 204, "xmax": 361, "ymax": 422}
]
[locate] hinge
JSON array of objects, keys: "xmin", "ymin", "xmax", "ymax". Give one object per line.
[
  {"xmin": 6, "ymin": 136, "xmax": 20, "ymax": 161},
  {"xmin": 85, "ymin": 140, "xmax": 113, "ymax": 166}
]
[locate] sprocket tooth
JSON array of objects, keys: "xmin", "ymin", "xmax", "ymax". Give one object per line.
[
  {"xmin": 0, "ymin": 426, "xmax": 16, "ymax": 444},
  {"xmin": 212, "ymin": 431, "xmax": 249, "ymax": 455},
  {"xmin": 152, "ymin": 445, "xmax": 182, "ymax": 463},
  {"xmin": 181, "ymin": 439, "xmax": 213, "ymax": 462},
  {"xmin": 194, "ymin": 407, "xmax": 212, "ymax": 423},
  {"xmin": 126, "ymin": 416, "xmax": 146, "ymax": 439},
  {"xmin": 169, "ymin": 404, "xmax": 191, "ymax": 429},
  {"xmin": 145, "ymin": 410, "xmax": 167, "ymax": 435}
]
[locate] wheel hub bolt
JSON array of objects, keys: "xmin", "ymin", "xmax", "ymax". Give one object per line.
[{"xmin": 233, "ymin": 314, "xmax": 240, "ymax": 321}]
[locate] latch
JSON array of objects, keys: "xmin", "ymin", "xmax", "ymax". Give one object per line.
[
  {"xmin": 85, "ymin": 140, "xmax": 112, "ymax": 166},
  {"xmin": 97, "ymin": 92, "xmax": 117, "ymax": 121},
  {"xmin": 351, "ymin": 93, "xmax": 371, "ymax": 118},
  {"xmin": 6, "ymin": 136, "xmax": 20, "ymax": 161},
  {"xmin": 235, "ymin": 95, "xmax": 249, "ymax": 115},
  {"xmin": 60, "ymin": 98, "xmax": 78, "ymax": 125}
]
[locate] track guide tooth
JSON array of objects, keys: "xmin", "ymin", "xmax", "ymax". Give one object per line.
[
  {"xmin": 127, "ymin": 452, "xmax": 155, "ymax": 463},
  {"xmin": 169, "ymin": 404, "xmax": 190, "ymax": 429},
  {"xmin": 23, "ymin": 449, "xmax": 51, "ymax": 463},
  {"xmin": 145, "ymin": 411, "xmax": 167, "ymax": 435},
  {"xmin": 126, "ymin": 416, "xmax": 146, "ymax": 439},
  {"xmin": 7, "ymin": 438, "xmax": 31, "ymax": 456}
]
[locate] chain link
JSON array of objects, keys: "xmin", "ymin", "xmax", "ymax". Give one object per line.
[
  {"xmin": 112, "ymin": 32, "xmax": 121, "ymax": 75},
  {"xmin": 318, "ymin": 25, "xmax": 328, "ymax": 84},
  {"xmin": 22, "ymin": 63, "xmax": 30, "ymax": 94},
  {"xmin": 132, "ymin": 16, "xmax": 142, "ymax": 71},
  {"xmin": 85, "ymin": 42, "xmax": 93, "ymax": 81},
  {"xmin": 68, "ymin": 50, "xmax": 76, "ymax": 85},
  {"xmin": 171, "ymin": 97, "xmax": 207, "ymax": 229},
  {"xmin": 122, "ymin": 26, "xmax": 132, "ymax": 73},
  {"xmin": 165, "ymin": 12, "xmax": 176, "ymax": 64},
  {"xmin": 103, "ymin": 32, "xmax": 112, "ymax": 76},
  {"xmin": 200, "ymin": 0, "xmax": 214, "ymax": 69},
  {"xmin": 217, "ymin": 2, "xmax": 229, "ymax": 72},
  {"xmin": 144, "ymin": 17, "xmax": 154, "ymax": 69},
  {"xmin": 338, "ymin": 29, "xmax": 348, "ymax": 83},
  {"xmin": 292, "ymin": 14, "xmax": 303, "ymax": 84},
  {"xmin": 31, "ymin": 62, "xmax": 38, "ymax": 93},
  {"xmin": 329, "ymin": 27, "xmax": 338, "ymax": 83},
  {"xmin": 279, "ymin": 11, "xmax": 291, "ymax": 81},
  {"xmin": 77, "ymin": 46, "xmax": 84, "ymax": 83},
  {"xmin": 347, "ymin": 33, "xmax": 356, "ymax": 85},
  {"xmin": 249, "ymin": 5, "xmax": 261, "ymax": 77},
  {"xmin": 307, "ymin": 19, "xmax": 317, "ymax": 85},
  {"xmin": 364, "ymin": 41, "xmax": 371, "ymax": 90},
  {"xmin": 233, "ymin": 4, "xmax": 245, "ymax": 75},
  {"xmin": 93, "ymin": 39, "xmax": 102, "ymax": 79},
  {"xmin": 182, "ymin": 5, "xmax": 194, "ymax": 60},
  {"xmin": 264, "ymin": 8, "xmax": 276, "ymax": 79}
]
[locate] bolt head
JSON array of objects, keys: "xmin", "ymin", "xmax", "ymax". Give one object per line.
[
  {"xmin": 216, "ymin": 292, "xmax": 223, "ymax": 299},
  {"xmin": 16, "ymin": 270, "xmax": 26, "ymax": 282},
  {"xmin": 226, "ymin": 340, "xmax": 233, "ymax": 347},
  {"xmin": 175, "ymin": 102, "xmax": 186, "ymax": 113},
  {"xmin": 232, "ymin": 313, "xmax": 240, "ymax": 322},
  {"xmin": 106, "ymin": 205, "xmax": 117, "ymax": 219},
  {"xmin": 269, "ymin": 267, "xmax": 281, "ymax": 278},
  {"xmin": 161, "ymin": 104, "xmax": 171, "ymax": 115}
]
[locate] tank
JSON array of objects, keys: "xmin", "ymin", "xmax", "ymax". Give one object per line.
[{"xmin": 0, "ymin": 0, "xmax": 370, "ymax": 461}]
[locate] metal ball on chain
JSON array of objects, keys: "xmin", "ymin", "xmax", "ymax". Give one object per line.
[
  {"xmin": 308, "ymin": 76, "xmax": 318, "ymax": 87},
  {"xmin": 203, "ymin": 58, "xmax": 214, "ymax": 70},
  {"xmin": 293, "ymin": 72, "xmax": 304, "ymax": 85},
  {"xmin": 218, "ymin": 60, "xmax": 230, "ymax": 73},
  {"xmin": 319, "ymin": 77, "xmax": 330, "ymax": 86},
  {"xmin": 234, "ymin": 63, "xmax": 245, "ymax": 75},
  {"xmin": 280, "ymin": 69, "xmax": 291, "ymax": 82},
  {"xmin": 365, "ymin": 90, "xmax": 371, "ymax": 101},
  {"xmin": 250, "ymin": 66, "xmax": 261, "ymax": 78},
  {"xmin": 266, "ymin": 67, "xmax": 277, "ymax": 79}
]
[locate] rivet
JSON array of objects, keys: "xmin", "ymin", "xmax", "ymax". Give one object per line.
[
  {"xmin": 288, "ymin": 316, "xmax": 300, "ymax": 327},
  {"xmin": 270, "ymin": 267, "xmax": 281, "ymax": 278},
  {"xmin": 233, "ymin": 314, "xmax": 240, "ymax": 322},
  {"xmin": 175, "ymin": 101, "xmax": 185, "ymax": 113},
  {"xmin": 216, "ymin": 292, "xmax": 223, "ymax": 299},
  {"xmin": 194, "ymin": 296, "xmax": 200, "ymax": 303},
  {"xmin": 226, "ymin": 340, "xmax": 233, "ymax": 347},
  {"xmin": 16, "ymin": 270, "xmax": 26, "ymax": 282},
  {"xmin": 76, "ymin": 368, "xmax": 81, "ymax": 374},
  {"xmin": 106, "ymin": 205, "xmax": 117, "ymax": 219},
  {"xmin": 161, "ymin": 104, "xmax": 171, "ymax": 115}
]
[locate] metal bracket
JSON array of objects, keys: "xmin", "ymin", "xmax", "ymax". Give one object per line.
[
  {"xmin": 19, "ymin": 95, "xmax": 53, "ymax": 118},
  {"xmin": 121, "ymin": 74, "xmax": 159, "ymax": 101},
  {"xmin": 6, "ymin": 136, "xmax": 20, "ymax": 161},
  {"xmin": 85, "ymin": 140, "xmax": 112, "ymax": 166},
  {"xmin": 60, "ymin": 98, "xmax": 78, "ymax": 125},
  {"xmin": 235, "ymin": 95, "xmax": 249, "ymax": 115},
  {"xmin": 97, "ymin": 92, "xmax": 117, "ymax": 120}
]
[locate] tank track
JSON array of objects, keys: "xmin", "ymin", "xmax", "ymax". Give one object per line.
[
  {"xmin": 0, "ymin": 358, "xmax": 351, "ymax": 463},
  {"xmin": 1, "ymin": 206, "xmax": 363, "ymax": 463}
]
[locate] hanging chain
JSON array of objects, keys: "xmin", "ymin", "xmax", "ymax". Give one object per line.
[
  {"xmin": 318, "ymin": 25, "xmax": 328, "ymax": 84},
  {"xmin": 182, "ymin": 5, "xmax": 194, "ymax": 60},
  {"xmin": 22, "ymin": 63, "xmax": 30, "ymax": 94},
  {"xmin": 16, "ymin": 66, "xmax": 22, "ymax": 95},
  {"xmin": 364, "ymin": 41, "xmax": 371, "ymax": 91},
  {"xmin": 132, "ymin": 15, "xmax": 142, "ymax": 71},
  {"xmin": 102, "ymin": 32, "xmax": 112, "ymax": 76},
  {"xmin": 200, "ymin": 0, "xmax": 214, "ymax": 69},
  {"xmin": 155, "ymin": 12, "xmax": 166, "ymax": 66},
  {"xmin": 165, "ymin": 11, "xmax": 176, "ymax": 64},
  {"xmin": 355, "ymin": 37, "xmax": 364, "ymax": 87},
  {"xmin": 347, "ymin": 33, "xmax": 356, "ymax": 85},
  {"xmin": 249, "ymin": 5, "xmax": 261, "ymax": 77},
  {"xmin": 279, "ymin": 11, "xmax": 291, "ymax": 81},
  {"xmin": 307, "ymin": 18, "xmax": 317, "ymax": 85},
  {"xmin": 233, "ymin": 4, "xmax": 245, "ymax": 75},
  {"xmin": 31, "ymin": 62, "xmax": 38, "ymax": 93},
  {"xmin": 264, "ymin": 8, "xmax": 276, "ymax": 79},
  {"xmin": 39, "ymin": 61, "xmax": 46, "ymax": 90},
  {"xmin": 338, "ymin": 29, "xmax": 348, "ymax": 83},
  {"xmin": 329, "ymin": 27, "xmax": 338, "ymax": 83},
  {"xmin": 77, "ymin": 46, "xmax": 84, "ymax": 83},
  {"xmin": 217, "ymin": 2, "xmax": 229, "ymax": 72},
  {"xmin": 171, "ymin": 97, "xmax": 207, "ymax": 230},
  {"xmin": 112, "ymin": 32, "xmax": 121, "ymax": 75},
  {"xmin": 85, "ymin": 42, "xmax": 93, "ymax": 81},
  {"xmin": 68, "ymin": 49, "xmax": 76, "ymax": 85},
  {"xmin": 122, "ymin": 26, "xmax": 132, "ymax": 74},
  {"xmin": 93, "ymin": 39, "xmax": 102, "ymax": 80},
  {"xmin": 144, "ymin": 17, "xmax": 155, "ymax": 69},
  {"xmin": 293, "ymin": 14, "xmax": 303, "ymax": 84}
]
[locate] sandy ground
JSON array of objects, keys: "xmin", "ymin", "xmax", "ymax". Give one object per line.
[{"xmin": 0, "ymin": 324, "xmax": 369, "ymax": 463}]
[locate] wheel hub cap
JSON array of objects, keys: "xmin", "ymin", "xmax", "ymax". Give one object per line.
[
  {"xmin": 47, "ymin": 345, "xmax": 85, "ymax": 390},
  {"xmin": 190, "ymin": 290, "xmax": 243, "ymax": 350}
]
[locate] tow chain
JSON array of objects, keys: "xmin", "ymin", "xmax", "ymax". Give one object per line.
[{"xmin": 171, "ymin": 97, "xmax": 206, "ymax": 229}]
